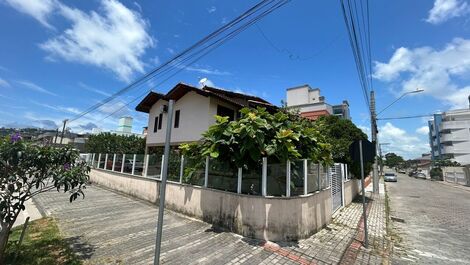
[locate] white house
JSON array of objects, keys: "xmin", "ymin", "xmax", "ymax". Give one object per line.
[{"xmin": 136, "ymin": 83, "xmax": 275, "ymax": 151}]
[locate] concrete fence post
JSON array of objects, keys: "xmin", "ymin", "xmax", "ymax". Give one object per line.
[
  {"xmin": 179, "ymin": 155, "xmax": 184, "ymax": 183},
  {"xmin": 262, "ymin": 157, "xmax": 267, "ymax": 196},
  {"xmin": 91, "ymin": 153, "xmax": 95, "ymax": 167},
  {"xmin": 131, "ymin": 154, "xmax": 136, "ymax": 175},
  {"xmin": 160, "ymin": 155, "xmax": 164, "ymax": 179},
  {"xmin": 97, "ymin": 153, "xmax": 101, "ymax": 169},
  {"xmin": 317, "ymin": 164, "xmax": 321, "ymax": 191},
  {"xmin": 304, "ymin": 159, "xmax": 308, "ymax": 195},
  {"xmin": 104, "ymin": 154, "xmax": 108, "ymax": 170},
  {"xmin": 121, "ymin": 154, "xmax": 125, "ymax": 173},
  {"xmin": 112, "ymin": 154, "xmax": 116, "ymax": 171},
  {"xmin": 237, "ymin": 167, "xmax": 242, "ymax": 194},
  {"xmin": 144, "ymin": 154, "xmax": 150, "ymax": 177},
  {"xmin": 204, "ymin": 156, "xmax": 209, "ymax": 188},
  {"xmin": 286, "ymin": 160, "xmax": 291, "ymax": 197}
]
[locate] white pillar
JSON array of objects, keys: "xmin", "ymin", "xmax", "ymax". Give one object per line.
[
  {"xmin": 204, "ymin": 156, "xmax": 209, "ymax": 187},
  {"xmin": 159, "ymin": 155, "xmax": 164, "ymax": 179},
  {"xmin": 286, "ymin": 160, "xmax": 291, "ymax": 197},
  {"xmin": 237, "ymin": 167, "xmax": 242, "ymax": 194},
  {"xmin": 112, "ymin": 154, "xmax": 116, "ymax": 171},
  {"xmin": 97, "ymin": 153, "xmax": 101, "ymax": 169},
  {"xmin": 121, "ymin": 154, "xmax": 125, "ymax": 173},
  {"xmin": 262, "ymin": 157, "xmax": 267, "ymax": 196},
  {"xmin": 91, "ymin": 153, "xmax": 95, "ymax": 167},
  {"xmin": 144, "ymin": 154, "xmax": 150, "ymax": 177},
  {"xmin": 131, "ymin": 154, "xmax": 136, "ymax": 175},
  {"xmin": 104, "ymin": 154, "xmax": 108, "ymax": 170},
  {"xmin": 179, "ymin": 155, "xmax": 184, "ymax": 183},
  {"xmin": 304, "ymin": 159, "xmax": 308, "ymax": 195}
]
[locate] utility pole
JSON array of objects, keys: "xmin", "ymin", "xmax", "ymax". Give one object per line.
[
  {"xmin": 59, "ymin": 119, "xmax": 68, "ymax": 145},
  {"xmin": 370, "ymin": 91, "xmax": 379, "ymax": 194},
  {"xmin": 154, "ymin": 100, "xmax": 174, "ymax": 265}
]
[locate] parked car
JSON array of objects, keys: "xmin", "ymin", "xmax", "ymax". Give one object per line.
[
  {"xmin": 384, "ymin": 172, "xmax": 398, "ymax": 182},
  {"xmin": 398, "ymin": 169, "xmax": 406, "ymax": 174},
  {"xmin": 415, "ymin": 172, "xmax": 426, "ymax": 179}
]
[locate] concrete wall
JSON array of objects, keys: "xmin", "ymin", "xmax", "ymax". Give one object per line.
[
  {"xmin": 343, "ymin": 179, "xmax": 360, "ymax": 206},
  {"xmin": 89, "ymin": 169, "xmax": 333, "ymax": 241}
]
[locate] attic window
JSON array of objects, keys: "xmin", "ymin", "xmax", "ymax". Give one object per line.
[{"xmin": 217, "ymin": 105, "xmax": 235, "ymax": 121}]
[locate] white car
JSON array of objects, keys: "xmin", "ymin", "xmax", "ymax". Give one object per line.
[{"xmin": 384, "ymin": 172, "xmax": 398, "ymax": 182}]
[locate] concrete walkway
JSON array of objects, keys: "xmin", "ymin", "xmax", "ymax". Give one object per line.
[
  {"xmin": 33, "ymin": 184, "xmax": 390, "ymax": 264},
  {"xmin": 13, "ymin": 198, "xmax": 43, "ymax": 228}
]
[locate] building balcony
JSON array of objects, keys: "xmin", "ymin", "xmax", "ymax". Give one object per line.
[
  {"xmin": 443, "ymin": 145, "xmax": 469, "ymax": 154},
  {"xmin": 440, "ymin": 120, "xmax": 470, "ymax": 131}
]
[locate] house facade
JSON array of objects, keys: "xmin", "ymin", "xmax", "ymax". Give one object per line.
[
  {"xmin": 136, "ymin": 83, "xmax": 275, "ymax": 149},
  {"xmin": 286, "ymin": 85, "xmax": 350, "ymax": 120},
  {"xmin": 428, "ymin": 108, "xmax": 470, "ymax": 165}
]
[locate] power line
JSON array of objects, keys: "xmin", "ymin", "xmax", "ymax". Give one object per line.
[
  {"xmin": 92, "ymin": 0, "xmax": 291, "ymax": 123},
  {"xmin": 64, "ymin": 0, "xmax": 290, "ymax": 128},
  {"xmin": 377, "ymin": 114, "xmax": 433, "ymax": 120}
]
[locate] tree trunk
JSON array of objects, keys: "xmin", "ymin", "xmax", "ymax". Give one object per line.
[{"xmin": 0, "ymin": 222, "xmax": 11, "ymax": 264}]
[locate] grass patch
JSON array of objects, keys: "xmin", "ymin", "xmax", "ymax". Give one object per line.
[{"xmin": 5, "ymin": 217, "xmax": 81, "ymax": 265}]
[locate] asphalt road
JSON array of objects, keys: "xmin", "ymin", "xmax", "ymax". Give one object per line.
[{"xmin": 387, "ymin": 173, "xmax": 470, "ymax": 264}]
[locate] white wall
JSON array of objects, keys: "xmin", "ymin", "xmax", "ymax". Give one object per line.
[
  {"xmin": 286, "ymin": 85, "xmax": 321, "ymax": 107},
  {"xmin": 146, "ymin": 91, "xmax": 239, "ymax": 146}
]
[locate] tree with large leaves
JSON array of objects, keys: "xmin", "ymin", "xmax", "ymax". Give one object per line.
[
  {"xmin": 180, "ymin": 107, "xmax": 333, "ymax": 182},
  {"xmin": 0, "ymin": 133, "xmax": 89, "ymax": 262}
]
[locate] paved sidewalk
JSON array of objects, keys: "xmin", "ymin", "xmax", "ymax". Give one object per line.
[
  {"xmin": 13, "ymin": 198, "xmax": 43, "ymax": 228},
  {"xmin": 33, "ymin": 184, "xmax": 390, "ymax": 264}
]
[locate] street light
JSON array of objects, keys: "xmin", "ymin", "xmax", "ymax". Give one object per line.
[{"xmin": 377, "ymin": 88, "xmax": 424, "ymax": 116}]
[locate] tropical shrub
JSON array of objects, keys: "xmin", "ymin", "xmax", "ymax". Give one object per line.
[
  {"xmin": 180, "ymin": 107, "xmax": 332, "ymax": 183},
  {"xmin": 0, "ymin": 133, "xmax": 89, "ymax": 262}
]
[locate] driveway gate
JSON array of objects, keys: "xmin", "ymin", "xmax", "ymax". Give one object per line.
[{"xmin": 330, "ymin": 164, "xmax": 343, "ymax": 212}]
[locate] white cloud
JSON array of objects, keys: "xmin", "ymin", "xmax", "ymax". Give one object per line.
[
  {"xmin": 78, "ymin": 82, "xmax": 111, "ymax": 97},
  {"xmin": 167, "ymin": 48, "xmax": 175, "ymax": 54},
  {"xmin": 39, "ymin": 0, "xmax": 155, "ymax": 82},
  {"xmin": 207, "ymin": 6, "xmax": 216, "ymax": 13},
  {"xmin": 379, "ymin": 122, "xmax": 430, "ymax": 159},
  {"xmin": 373, "ymin": 38, "xmax": 470, "ymax": 109},
  {"xmin": 0, "ymin": 77, "xmax": 10, "ymax": 88},
  {"xmin": 4, "ymin": 0, "xmax": 56, "ymax": 29},
  {"xmin": 184, "ymin": 65, "xmax": 231, "ymax": 76},
  {"xmin": 16, "ymin": 80, "xmax": 57, "ymax": 96},
  {"xmin": 31, "ymin": 100, "xmax": 81, "ymax": 114},
  {"xmin": 416, "ymin": 126, "xmax": 430, "ymax": 135},
  {"xmin": 426, "ymin": 0, "xmax": 470, "ymax": 24}
]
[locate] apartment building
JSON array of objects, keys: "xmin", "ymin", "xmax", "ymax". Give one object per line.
[
  {"xmin": 285, "ymin": 85, "xmax": 350, "ymax": 120},
  {"xmin": 428, "ymin": 108, "xmax": 470, "ymax": 165}
]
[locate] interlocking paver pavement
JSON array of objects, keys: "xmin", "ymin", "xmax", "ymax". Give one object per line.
[
  {"xmin": 388, "ymin": 173, "xmax": 470, "ymax": 264},
  {"xmin": 34, "ymin": 183, "xmax": 390, "ymax": 264}
]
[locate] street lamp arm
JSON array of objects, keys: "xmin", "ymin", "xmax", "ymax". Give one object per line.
[{"xmin": 376, "ymin": 89, "xmax": 424, "ymax": 117}]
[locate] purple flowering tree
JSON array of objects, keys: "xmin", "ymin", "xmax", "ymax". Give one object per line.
[{"xmin": 0, "ymin": 133, "xmax": 89, "ymax": 261}]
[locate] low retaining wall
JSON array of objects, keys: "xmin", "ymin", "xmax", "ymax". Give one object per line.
[
  {"xmin": 343, "ymin": 179, "xmax": 360, "ymax": 206},
  {"xmin": 89, "ymin": 169, "xmax": 333, "ymax": 241}
]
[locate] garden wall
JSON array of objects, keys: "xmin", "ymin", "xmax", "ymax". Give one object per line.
[{"xmin": 89, "ymin": 168, "xmax": 333, "ymax": 241}]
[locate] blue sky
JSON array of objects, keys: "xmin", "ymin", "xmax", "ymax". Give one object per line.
[{"xmin": 0, "ymin": 0, "xmax": 469, "ymax": 159}]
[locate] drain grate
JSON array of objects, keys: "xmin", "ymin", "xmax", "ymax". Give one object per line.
[{"xmin": 391, "ymin": 216, "xmax": 405, "ymax": 223}]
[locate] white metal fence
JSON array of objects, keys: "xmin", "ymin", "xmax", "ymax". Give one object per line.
[{"xmin": 82, "ymin": 153, "xmax": 348, "ymax": 198}]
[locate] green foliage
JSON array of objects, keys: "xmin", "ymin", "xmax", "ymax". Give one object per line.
[
  {"xmin": 85, "ymin": 132, "xmax": 145, "ymax": 154},
  {"xmin": 384, "ymin": 153, "xmax": 405, "ymax": 168},
  {"xmin": 430, "ymin": 167, "xmax": 443, "ymax": 181},
  {"xmin": 434, "ymin": 158, "xmax": 461, "ymax": 167},
  {"xmin": 0, "ymin": 134, "xmax": 89, "ymax": 260},
  {"xmin": 180, "ymin": 108, "xmax": 332, "ymax": 182},
  {"xmin": 313, "ymin": 115, "xmax": 371, "ymax": 178}
]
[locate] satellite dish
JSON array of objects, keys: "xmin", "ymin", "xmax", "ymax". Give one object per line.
[{"xmin": 199, "ymin": 77, "xmax": 208, "ymax": 87}]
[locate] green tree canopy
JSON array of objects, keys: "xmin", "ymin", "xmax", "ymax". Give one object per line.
[
  {"xmin": 181, "ymin": 107, "xmax": 333, "ymax": 171},
  {"xmin": 384, "ymin": 152, "xmax": 405, "ymax": 168},
  {"xmin": 0, "ymin": 133, "xmax": 89, "ymax": 261},
  {"xmin": 313, "ymin": 115, "xmax": 371, "ymax": 178},
  {"xmin": 85, "ymin": 132, "xmax": 145, "ymax": 154}
]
